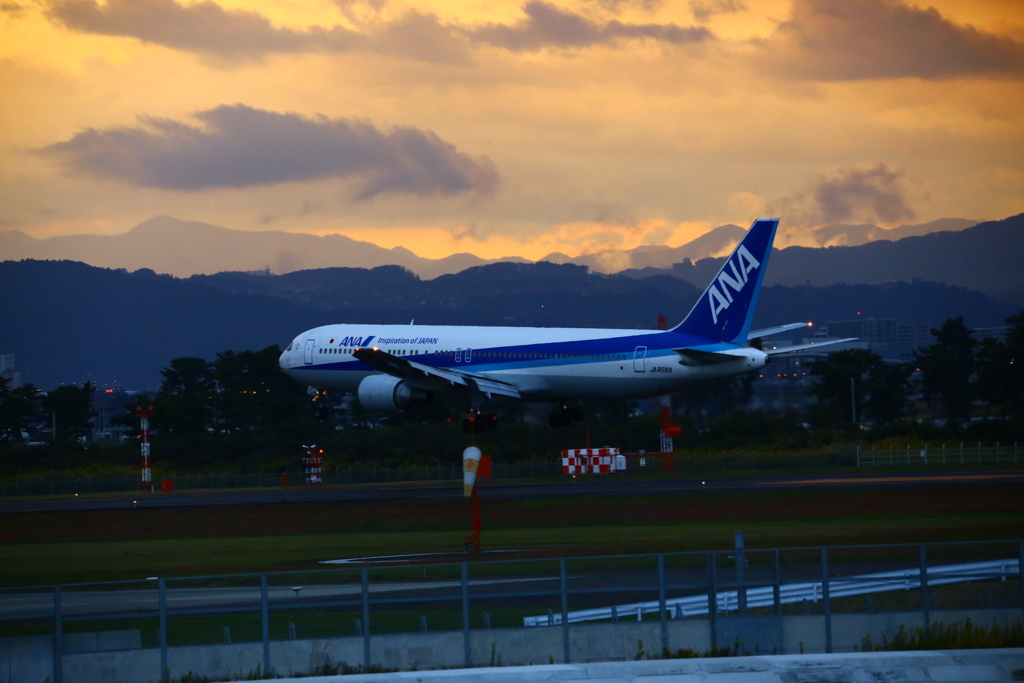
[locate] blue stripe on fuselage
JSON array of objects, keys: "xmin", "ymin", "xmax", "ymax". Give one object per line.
[{"xmin": 294, "ymin": 329, "xmax": 730, "ymax": 374}]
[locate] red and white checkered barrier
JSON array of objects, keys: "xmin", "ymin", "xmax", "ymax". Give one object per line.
[{"xmin": 561, "ymin": 448, "xmax": 624, "ymax": 475}]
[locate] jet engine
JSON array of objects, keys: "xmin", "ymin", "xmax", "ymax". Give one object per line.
[{"xmin": 357, "ymin": 374, "xmax": 433, "ymax": 412}]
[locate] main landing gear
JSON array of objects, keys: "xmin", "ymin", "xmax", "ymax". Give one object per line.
[
  {"xmin": 548, "ymin": 405, "xmax": 584, "ymax": 428},
  {"xmin": 308, "ymin": 387, "xmax": 332, "ymax": 419}
]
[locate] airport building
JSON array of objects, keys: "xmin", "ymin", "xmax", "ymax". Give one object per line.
[{"xmin": 1, "ymin": 354, "xmax": 21, "ymax": 389}]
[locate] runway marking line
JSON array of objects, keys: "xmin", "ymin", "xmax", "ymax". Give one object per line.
[{"xmin": 766, "ymin": 474, "xmax": 1024, "ymax": 486}]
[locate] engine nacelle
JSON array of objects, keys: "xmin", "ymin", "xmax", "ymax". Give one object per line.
[{"xmin": 357, "ymin": 374, "xmax": 433, "ymax": 412}]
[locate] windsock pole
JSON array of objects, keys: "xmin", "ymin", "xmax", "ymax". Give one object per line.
[{"xmin": 462, "ymin": 444, "xmax": 483, "ymax": 552}]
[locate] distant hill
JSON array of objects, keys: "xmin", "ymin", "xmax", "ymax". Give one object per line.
[
  {"xmin": 0, "ymin": 260, "xmax": 324, "ymax": 390},
  {"xmin": 0, "ymin": 216, "xmax": 528, "ymax": 280},
  {"xmin": 542, "ymin": 218, "xmax": 980, "ymax": 273},
  {"xmin": 2, "ymin": 259, "xmax": 1016, "ymax": 390},
  {"xmin": 541, "ymin": 224, "xmax": 747, "ymax": 272},
  {"xmin": 642, "ymin": 214, "xmax": 1024, "ymax": 303},
  {"xmin": 807, "ymin": 218, "xmax": 978, "ymax": 247},
  {"xmin": 0, "ymin": 215, "xmax": 982, "ymax": 281}
]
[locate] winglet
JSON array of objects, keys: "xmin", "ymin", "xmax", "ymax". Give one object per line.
[{"xmin": 671, "ymin": 218, "xmax": 779, "ymax": 344}]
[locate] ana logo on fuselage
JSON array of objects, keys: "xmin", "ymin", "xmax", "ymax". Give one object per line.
[
  {"xmin": 707, "ymin": 245, "xmax": 760, "ymax": 324},
  {"xmin": 339, "ymin": 335, "xmax": 375, "ymax": 347}
]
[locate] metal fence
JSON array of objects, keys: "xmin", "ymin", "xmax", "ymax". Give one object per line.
[
  {"xmin": 857, "ymin": 443, "xmax": 1021, "ymax": 466},
  {"xmin": 2, "ymin": 540, "xmax": 1022, "ymax": 682}
]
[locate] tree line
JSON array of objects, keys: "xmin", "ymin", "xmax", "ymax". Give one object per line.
[
  {"xmin": 807, "ymin": 313, "xmax": 1023, "ymax": 428},
  {"xmin": 1, "ymin": 313, "xmax": 1021, "ymax": 474}
]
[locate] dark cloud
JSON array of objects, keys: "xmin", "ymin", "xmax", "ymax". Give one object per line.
[
  {"xmin": 1, "ymin": 2, "xmax": 25, "ymax": 16},
  {"xmin": 769, "ymin": 164, "xmax": 915, "ymax": 228},
  {"xmin": 586, "ymin": 0, "xmax": 664, "ymax": 13},
  {"xmin": 368, "ymin": 10, "xmax": 474, "ymax": 64},
  {"xmin": 762, "ymin": 0, "xmax": 1024, "ymax": 80},
  {"xmin": 469, "ymin": 1, "xmax": 711, "ymax": 51},
  {"xmin": 40, "ymin": 105, "xmax": 499, "ymax": 199},
  {"xmin": 689, "ymin": 0, "xmax": 745, "ymax": 23},
  {"xmin": 43, "ymin": 0, "xmax": 707, "ymax": 62},
  {"xmin": 44, "ymin": 0, "xmax": 363, "ymax": 61}
]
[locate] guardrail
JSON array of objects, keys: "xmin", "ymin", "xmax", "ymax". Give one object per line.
[
  {"xmin": 2, "ymin": 540, "xmax": 1022, "ymax": 682},
  {"xmin": 857, "ymin": 443, "xmax": 1020, "ymax": 466},
  {"xmin": 524, "ymin": 559, "xmax": 1021, "ymax": 626}
]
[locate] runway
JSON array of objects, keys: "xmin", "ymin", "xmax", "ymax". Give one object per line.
[{"xmin": 2, "ymin": 469, "xmax": 1022, "ymax": 514}]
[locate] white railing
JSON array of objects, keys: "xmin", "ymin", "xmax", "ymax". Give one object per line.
[
  {"xmin": 856, "ymin": 443, "xmax": 1020, "ymax": 466},
  {"xmin": 523, "ymin": 559, "xmax": 1019, "ymax": 626}
]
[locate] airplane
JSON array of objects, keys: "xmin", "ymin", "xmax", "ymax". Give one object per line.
[{"xmin": 278, "ymin": 218, "xmax": 855, "ymax": 426}]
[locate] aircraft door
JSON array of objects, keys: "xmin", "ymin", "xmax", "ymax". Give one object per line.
[
  {"xmin": 633, "ymin": 346, "xmax": 647, "ymax": 373},
  {"xmin": 303, "ymin": 339, "xmax": 315, "ymax": 365}
]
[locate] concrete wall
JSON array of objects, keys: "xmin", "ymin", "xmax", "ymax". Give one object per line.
[
  {"xmin": 64, "ymin": 629, "xmax": 141, "ymax": 654},
  {"xmin": 19, "ymin": 608, "xmax": 1024, "ymax": 683},
  {"xmin": 0, "ymin": 635, "xmax": 53, "ymax": 683}
]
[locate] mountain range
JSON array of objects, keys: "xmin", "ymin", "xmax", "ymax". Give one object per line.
[
  {"xmin": 0, "ymin": 215, "xmax": 981, "ymax": 280},
  {"xmin": 0, "ymin": 216, "xmax": 528, "ymax": 281},
  {"xmin": 1, "ymin": 260, "xmax": 1018, "ymax": 390},
  {"xmin": 546, "ymin": 218, "xmax": 980, "ymax": 273},
  {"xmin": 629, "ymin": 215, "xmax": 1024, "ymax": 303},
  {"xmin": 2, "ymin": 212, "xmax": 1020, "ymax": 389}
]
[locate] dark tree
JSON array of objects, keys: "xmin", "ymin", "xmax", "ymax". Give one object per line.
[
  {"xmin": 863, "ymin": 361, "xmax": 914, "ymax": 423},
  {"xmin": 975, "ymin": 312, "xmax": 1024, "ymax": 416},
  {"xmin": 212, "ymin": 345, "xmax": 309, "ymax": 431},
  {"xmin": 158, "ymin": 357, "xmax": 214, "ymax": 435},
  {"xmin": 914, "ymin": 317, "xmax": 977, "ymax": 423},
  {"xmin": 41, "ymin": 382, "xmax": 96, "ymax": 441},
  {"xmin": 0, "ymin": 378, "xmax": 39, "ymax": 443},
  {"xmin": 807, "ymin": 349, "xmax": 908, "ymax": 425}
]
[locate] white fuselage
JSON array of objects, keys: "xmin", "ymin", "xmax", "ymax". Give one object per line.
[{"xmin": 279, "ymin": 322, "xmax": 767, "ymax": 402}]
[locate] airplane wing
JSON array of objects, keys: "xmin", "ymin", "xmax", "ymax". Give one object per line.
[
  {"xmin": 353, "ymin": 348, "xmax": 522, "ymax": 399},
  {"xmin": 765, "ymin": 338, "xmax": 859, "ymax": 355},
  {"xmin": 747, "ymin": 322, "xmax": 810, "ymax": 339}
]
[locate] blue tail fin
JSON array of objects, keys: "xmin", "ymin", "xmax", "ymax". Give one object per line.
[{"xmin": 671, "ymin": 218, "xmax": 779, "ymax": 344}]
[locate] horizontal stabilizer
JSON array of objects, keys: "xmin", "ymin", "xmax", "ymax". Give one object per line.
[
  {"xmin": 748, "ymin": 322, "xmax": 810, "ymax": 340},
  {"xmin": 765, "ymin": 338, "xmax": 859, "ymax": 355},
  {"xmin": 353, "ymin": 348, "xmax": 521, "ymax": 399},
  {"xmin": 674, "ymin": 348, "xmax": 743, "ymax": 366}
]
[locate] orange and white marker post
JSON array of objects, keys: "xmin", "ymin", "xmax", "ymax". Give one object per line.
[{"xmin": 135, "ymin": 403, "xmax": 155, "ymax": 492}]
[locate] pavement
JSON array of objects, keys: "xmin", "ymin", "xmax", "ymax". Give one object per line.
[
  {"xmin": 4, "ymin": 470, "xmax": 1024, "ymax": 513},
  {"xmin": 268, "ymin": 649, "xmax": 1024, "ymax": 682}
]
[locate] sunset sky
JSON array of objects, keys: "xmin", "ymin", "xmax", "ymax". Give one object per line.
[{"xmin": 1, "ymin": 0, "xmax": 1022, "ymax": 262}]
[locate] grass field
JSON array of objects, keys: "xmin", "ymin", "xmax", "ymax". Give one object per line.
[{"xmin": 2, "ymin": 480, "xmax": 1023, "ymax": 586}]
